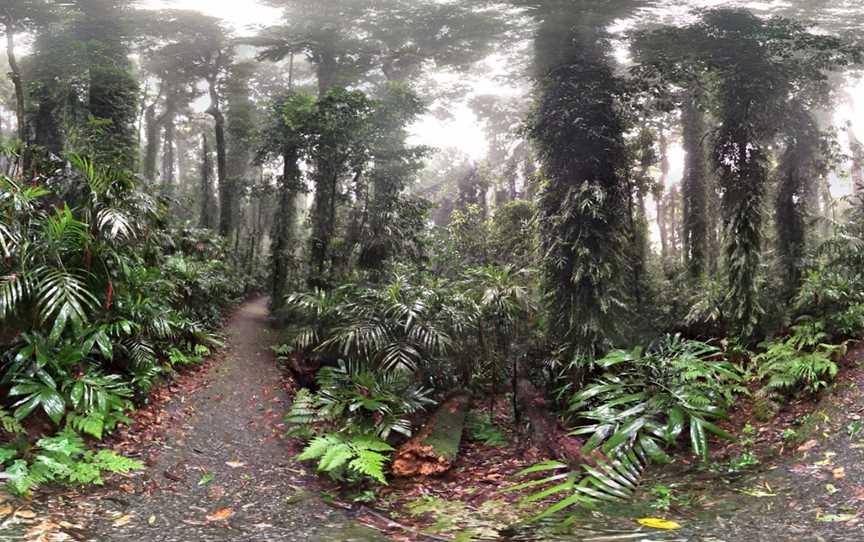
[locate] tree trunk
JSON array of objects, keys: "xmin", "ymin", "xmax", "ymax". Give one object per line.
[
  {"xmin": 206, "ymin": 73, "xmax": 231, "ymax": 237},
  {"xmin": 392, "ymin": 393, "xmax": 471, "ymax": 477},
  {"xmin": 143, "ymin": 104, "xmax": 159, "ymax": 181},
  {"xmin": 848, "ymin": 126, "xmax": 863, "ymax": 197},
  {"xmin": 271, "ymin": 146, "xmax": 301, "ymax": 309},
  {"xmin": 655, "ymin": 130, "xmax": 670, "ymax": 262},
  {"xmin": 515, "ymin": 378, "xmax": 601, "ymax": 467},
  {"xmin": 5, "ymin": 23, "xmax": 25, "ymax": 145},
  {"xmin": 199, "ymin": 134, "xmax": 215, "ymax": 229},
  {"xmin": 161, "ymin": 118, "xmax": 176, "ymax": 196},
  {"xmin": 681, "ymin": 91, "xmax": 707, "ymax": 278}
]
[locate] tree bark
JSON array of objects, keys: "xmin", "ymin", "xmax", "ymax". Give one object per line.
[
  {"xmin": 515, "ymin": 378, "xmax": 601, "ymax": 467},
  {"xmin": 143, "ymin": 104, "xmax": 160, "ymax": 181},
  {"xmin": 161, "ymin": 118, "xmax": 176, "ymax": 195},
  {"xmin": 271, "ymin": 146, "xmax": 301, "ymax": 308},
  {"xmin": 5, "ymin": 22, "xmax": 25, "ymax": 145},
  {"xmin": 199, "ymin": 133, "xmax": 215, "ymax": 229},
  {"xmin": 392, "ymin": 393, "xmax": 471, "ymax": 477},
  {"xmin": 655, "ymin": 130, "xmax": 670, "ymax": 262},
  {"xmin": 681, "ymin": 91, "xmax": 707, "ymax": 278}
]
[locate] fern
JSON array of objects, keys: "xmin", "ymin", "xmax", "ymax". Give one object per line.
[
  {"xmin": 756, "ymin": 324, "xmax": 844, "ymax": 395},
  {"xmin": 296, "ymin": 432, "xmax": 394, "ymax": 485},
  {"xmin": 0, "ymin": 430, "xmax": 144, "ymax": 496}
]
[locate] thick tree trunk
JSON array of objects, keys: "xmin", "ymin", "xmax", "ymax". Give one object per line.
[
  {"xmin": 271, "ymin": 147, "xmax": 301, "ymax": 309},
  {"xmin": 392, "ymin": 393, "xmax": 471, "ymax": 477}
]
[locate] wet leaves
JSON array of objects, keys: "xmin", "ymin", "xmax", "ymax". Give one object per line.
[
  {"xmin": 637, "ymin": 517, "xmax": 681, "ymax": 530},
  {"xmin": 205, "ymin": 508, "xmax": 233, "ymax": 522},
  {"xmin": 112, "ymin": 513, "xmax": 134, "ymax": 527},
  {"xmin": 816, "ymin": 513, "xmax": 857, "ymax": 522}
]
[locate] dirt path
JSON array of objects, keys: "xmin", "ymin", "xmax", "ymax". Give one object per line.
[{"xmin": 56, "ymin": 298, "xmax": 384, "ymax": 541}]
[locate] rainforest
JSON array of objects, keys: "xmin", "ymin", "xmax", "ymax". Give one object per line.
[{"xmin": 2, "ymin": 1, "xmax": 864, "ymax": 541}]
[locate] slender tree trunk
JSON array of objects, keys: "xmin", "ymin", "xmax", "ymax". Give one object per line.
[
  {"xmin": 848, "ymin": 126, "xmax": 863, "ymax": 197},
  {"xmin": 655, "ymin": 130, "xmax": 670, "ymax": 262},
  {"xmin": 681, "ymin": 91, "xmax": 707, "ymax": 279},
  {"xmin": 199, "ymin": 133, "xmax": 215, "ymax": 229},
  {"xmin": 143, "ymin": 104, "xmax": 160, "ymax": 181},
  {"xmin": 206, "ymin": 74, "xmax": 231, "ymax": 237},
  {"xmin": 161, "ymin": 118, "xmax": 176, "ymax": 196},
  {"xmin": 5, "ymin": 23, "xmax": 25, "ymax": 145}
]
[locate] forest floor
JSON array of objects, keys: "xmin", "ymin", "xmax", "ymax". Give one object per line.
[
  {"xmin": 0, "ymin": 298, "xmax": 385, "ymax": 542},
  {"xmin": 1, "ymin": 300, "xmax": 863, "ymax": 541},
  {"xmin": 374, "ymin": 348, "xmax": 864, "ymax": 542}
]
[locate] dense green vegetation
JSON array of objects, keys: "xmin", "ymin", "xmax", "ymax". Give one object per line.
[{"xmin": 2, "ymin": 0, "xmax": 864, "ymax": 535}]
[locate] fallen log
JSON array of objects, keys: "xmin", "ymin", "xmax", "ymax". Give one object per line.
[{"xmin": 392, "ymin": 392, "xmax": 471, "ymax": 477}]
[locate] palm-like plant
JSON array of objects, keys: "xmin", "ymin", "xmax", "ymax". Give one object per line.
[
  {"xmin": 510, "ymin": 335, "xmax": 744, "ymax": 521},
  {"xmin": 0, "ymin": 157, "xmax": 144, "ymax": 337}
]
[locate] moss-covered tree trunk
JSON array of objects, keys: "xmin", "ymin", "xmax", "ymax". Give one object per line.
[{"xmin": 392, "ymin": 393, "xmax": 471, "ymax": 477}]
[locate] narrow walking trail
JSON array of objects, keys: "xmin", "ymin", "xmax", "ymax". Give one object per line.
[{"xmin": 10, "ymin": 298, "xmax": 385, "ymax": 542}]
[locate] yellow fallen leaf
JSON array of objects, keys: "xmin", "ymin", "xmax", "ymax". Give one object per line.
[
  {"xmin": 15, "ymin": 509, "xmax": 37, "ymax": 519},
  {"xmin": 113, "ymin": 514, "xmax": 134, "ymax": 527},
  {"xmin": 0, "ymin": 504, "xmax": 12, "ymax": 517},
  {"xmin": 833, "ymin": 467, "xmax": 846, "ymax": 479},
  {"xmin": 148, "ymin": 515, "xmax": 156, "ymax": 525},
  {"xmin": 637, "ymin": 517, "xmax": 681, "ymax": 530},
  {"xmin": 225, "ymin": 461, "xmax": 246, "ymax": 468},
  {"xmin": 206, "ymin": 508, "xmax": 233, "ymax": 522}
]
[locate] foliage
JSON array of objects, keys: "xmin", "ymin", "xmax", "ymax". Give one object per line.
[
  {"xmin": 508, "ymin": 336, "xmax": 744, "ymax": 522},
  {"xmin": 0, "ymin": 430, "xmax": 143, "ymax": 496},
  {"xmin": 295, "ymin": 431, "xmax": 394, "ymax": 485},
  {"xmin": 755, "ymin": 324, "xmax": 844, "ymax": 395},
  {"xmin": 465, "ymin": 413, "xmax": 508, "ymax": 448},
  {"xmin": 285, "ymin": 359, "xmax": 434, "ymax": 440},
  {"xmin": 567, "ymin": 336, "xmax": 742, "ymax": 462}
]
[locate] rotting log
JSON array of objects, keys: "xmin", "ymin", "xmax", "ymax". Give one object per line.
[
  {"xmin": 516, "ymin": 378, "xmax": 604, "ymax": 468},
  {"xmin": 392, "ymin": 392, "xmax": 471, "ymax": 477}
]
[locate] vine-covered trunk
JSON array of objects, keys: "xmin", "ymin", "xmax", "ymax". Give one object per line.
[
  {"xmin": 271, "ymin": 147, "xmax": 301, "ymax": 308},
  {"xmin": 681, "ymin": 90, "xmax": 708, "ymax": 279},
  {"xmin": 532, "ymin": 7, "xmax": 630, "ymax": 357}
]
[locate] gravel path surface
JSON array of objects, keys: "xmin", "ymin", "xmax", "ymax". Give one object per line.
[{"xmin": 71, "ymin": 298, "xmax": 385, "ymax": 542}]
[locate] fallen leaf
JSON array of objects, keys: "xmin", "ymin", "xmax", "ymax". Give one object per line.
[
  {"xmin": 148, "ymin": 515, "xmax": 156, "ymax": 525},
  {"xmin": 833, "ymin": 467, "xmax": 846, "ymax": 479},
  {"xmin": 198, "ymin": 472, "xmax": 214, "ymax": 486},
  {"xmin": 15, "ymin": 509, "xmax": 37, "ymax": 519},
  {"xmin": 817, "ymin": 513, "xmax": 857, "ymax": 522},
  {"xmin": 0, "ymin": 504, "xmax": 11, "ymax": 518},
  {"xmin": 797, "ymin": 439, "xmax": 818, "ymax": 452},
  {"xmin": 225, "ymin": 461, "xmax": 246, "ymax": 468},
  {"xmin": 637, "ymin": 518, "xmax": 681, "ymax": 530},
  {"xmin": 206, "ymin": 508, "xmax": 233, "ymax": 522},
  {"xmin": 113, "ymin": 514, "xmax": 134, "ymax": 527},
  {"xmin": 826, "ymin": 483, "xmax": 839, "ymax": 495}
]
